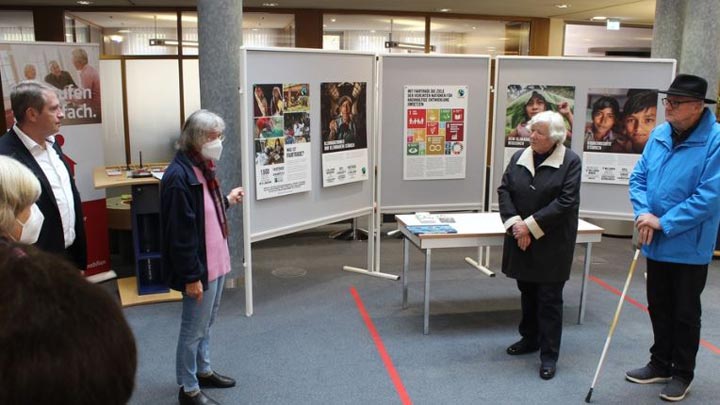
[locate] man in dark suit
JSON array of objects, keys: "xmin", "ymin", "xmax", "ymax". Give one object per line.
[{"xmin": 0, "ymin": 81, "xmax": 86, "ymax": 270}]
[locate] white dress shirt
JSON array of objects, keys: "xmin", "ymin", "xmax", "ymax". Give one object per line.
[{"xmin": 14, "ymin": 125, "xmax": 76, "ymax": 248}]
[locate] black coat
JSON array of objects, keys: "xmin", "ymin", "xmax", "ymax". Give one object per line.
[
  {"xmin": 497, "ymin": 145, "xmax": 581, "ymax": 283},
  {"xmin": 0, "ymin": 128, "xmax": 87, "ymax": 269}
]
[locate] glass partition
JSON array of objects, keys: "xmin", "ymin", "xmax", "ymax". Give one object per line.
[
  {"xmin": 68, "ymin": 11, "xmax": 179, "ymax": 56},
  {"xmin": 323, "ymin": 14, "xmax": 425, "ymax": 53},
  {"xmin": 0, "ymin": 10, "xmax": 34, "ymax": 42},
  {"xmin": 243, "ymin": 12, "xmax": 295, "ymax": 47},
  {"xmin": 125, "ymin": 59, "xmax": 181, "ymax": 163},
  {"xmin": 181, "ymin": 12, "xmax": 198, "ymax": 55},
  {"xmin": 430, "ymin": 17, "xmax": 530, "ymax": 56},
  {"xmin": 564, "ymin": 23, "xmax": 652, "ymax": 57}
]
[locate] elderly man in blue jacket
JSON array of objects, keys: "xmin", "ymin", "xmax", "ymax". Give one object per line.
[{"xmin": 627, "ymin": 74, "xmax": 720, "ymax": 402}]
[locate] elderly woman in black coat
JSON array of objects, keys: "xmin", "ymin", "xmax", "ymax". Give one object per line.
[{"xmin": 497, "ymin": 110, "xmax": 582, "ymax": 381}]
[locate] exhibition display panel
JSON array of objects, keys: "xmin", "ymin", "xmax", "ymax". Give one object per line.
[
  {"xmin": 490, "ymin": 56, "xmax": 676, "ymax": 220},
  {"xmin": 240, "ymin": 48, "xmax": 376, "ymax": 315},
  {"xmin": 374, "ymin": 54, "xmax": 491, "ymax": 274}
]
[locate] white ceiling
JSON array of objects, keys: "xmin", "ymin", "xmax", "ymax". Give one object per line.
[{"xmin": 0, "ymin": 0, "xmax": 657, "ymax": 25}]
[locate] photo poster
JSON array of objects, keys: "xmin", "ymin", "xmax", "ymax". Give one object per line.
[
  {"xmin": 503, "ymin": 84, "xmax": 575, "ymax": 169},
  {"xmin": 582, "ymin": 88, "xmax": 658, "ymax": 185},
  {"xmin": 403, "ymin": 85, "xmax": 469, "ymax": 180},
  {"xmin": 1, "ymin": 42, "xmax": 101, "ymax": 127},
  {"xmin": 0, "ymin": 41, "xmax": 108, "ymax": 275},
  {"xmin": 320, "ymin": 82, "xmax": 369, "ymax": 187},
  {"xmin": 252, "ymin": 83, "xmax": 312, "ymax": 200}
]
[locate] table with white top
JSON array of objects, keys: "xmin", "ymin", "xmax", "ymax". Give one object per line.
[{"xmin": 396, "ymin": 213, "xmax": 604, "ymax": 334}]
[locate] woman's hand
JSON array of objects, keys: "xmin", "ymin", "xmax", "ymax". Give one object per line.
[
  {"xmin": 512, "ymin": 221, "xmax": 530, "ymax": 239},
  {"xmin": 185, "ymin": 280, "xmax": 203, "ymax": 302},
  {"xmin": 227, "ymin": 187, "xmax": 244, "ymax": 205},
  {"xmin": 517, "ymin": 234, "xmax": 531, "ymax": 251}
]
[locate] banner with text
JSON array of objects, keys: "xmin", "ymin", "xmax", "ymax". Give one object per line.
[
  {"xmin": 0, "ymin": 41, "xmax": 108, "ymax": 275},
  {"xmin": 252, "ymin": 83, "xmax": 312, "ymax": 200},
  {"xmin": 320, "ymin": 82, "xmax": 369, "ymax": 187},
  {"xmin": 403, "ymin": 85, "xmax": 469, "ymax": 180},
  {"xmin": 582, "ymin": 88, "xmax": 657, "ymax": 185}
]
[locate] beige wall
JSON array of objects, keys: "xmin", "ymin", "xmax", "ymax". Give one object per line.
[{"xmin": 548, "ymin": 18, "xmax": 564, "ymax": 56}]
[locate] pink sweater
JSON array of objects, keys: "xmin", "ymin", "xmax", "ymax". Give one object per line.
[{"xmin": 192, "ymin": 166, "xmax": 231, "ymax": 282}]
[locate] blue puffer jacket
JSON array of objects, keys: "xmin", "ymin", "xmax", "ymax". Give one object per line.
[{"xmin": 629, "ymin": 108, "xmax": 720, "ymax": 264}]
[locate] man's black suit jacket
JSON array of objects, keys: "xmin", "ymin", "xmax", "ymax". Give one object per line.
[{"xmin": 0, "ymin": 128, "xmax": 87, "ymax": 269}]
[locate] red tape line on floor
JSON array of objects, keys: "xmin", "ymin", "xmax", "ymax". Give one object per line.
[
  {"xmin": 350, "ymin": 286, "xmax": 413, "ymax": 405},
  {"xmin": 589, "ymin": 275, "xmax": 720, "ymax": 355}
]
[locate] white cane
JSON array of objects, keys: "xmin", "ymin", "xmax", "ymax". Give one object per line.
[{"xmin": 585, "ymin": 248, "xmax": 641, "ymax": 403}]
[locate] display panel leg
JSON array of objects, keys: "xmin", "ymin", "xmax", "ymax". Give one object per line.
[
  {"xmin": 402, "ymin": 236, "xmax": 409, "ymax": 309},
  {"xmin": 245, "ymin": 241, "xmax": 253, "ymax": 317},
  {"xmin": 578, "ymin": 242, "xmax": 592, "ymax": 324},
  {"xmin": 329, "ymin": 217, "xmax": 368, "ymax": 240},
  {"xmin": 423, "ymin": 248, "xmax": 432, "ymax": 335}
]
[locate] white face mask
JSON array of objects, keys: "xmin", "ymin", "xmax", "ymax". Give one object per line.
[
  {"xmin": 16, "ymin": 204, "xmax": 44, "ymax": 244},
  {"xmin": 201, "ymin": 138, "xmax": 223, "ymax": 161}
]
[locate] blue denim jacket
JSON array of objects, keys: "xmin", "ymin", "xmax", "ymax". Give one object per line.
[{"xmin": 629, "ymin": 108, "xmax": 720, "ymax": 264}]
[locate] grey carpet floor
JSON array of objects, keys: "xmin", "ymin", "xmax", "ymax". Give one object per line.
[{"xmin": 122, "ymin": 225, "xmax": 720, "ymax": 404}]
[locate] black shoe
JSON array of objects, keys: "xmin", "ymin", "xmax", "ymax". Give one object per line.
[
  {"xmin": 540, "ymin": 363, "xmax": 556, "ymax": 380},
  {"xmin": 178, "ymin": 388, "xmax": 219, "ymax": 405},
  {"xmin": 198, "ymin": 371, "xmax": 236, "ymax": 389},
  {"xmin": 506, "ymin": 339, "xmax": 539, "ymax": 355},
  {"xmin": 660, "ymin": 377, "xmax": 691, "ymax": 402},
  {"xmin": 625, "ymin": 364, "xmax": 671, "ymax": 384}
]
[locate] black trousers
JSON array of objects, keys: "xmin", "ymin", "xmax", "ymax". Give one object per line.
[
  {"xmin": 646, "ymin": 258, "xmax": 708, "ymax": 382},
  {"xmin": 516, "ymin": 280, "xmax": 565, "ymax": 364}
]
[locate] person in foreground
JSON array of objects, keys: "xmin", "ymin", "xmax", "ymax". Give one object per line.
[
  {"xmin": 162, "ymin": 109, "xmax": 244, "ymax": 405},
  {"xmin": 0, "ymin": 241, "xmax": 137, "ymax": 405},
  {"xmin": 498, "ymin": 110, "xmax": 582, "ymax": 380},
  {"xmin": 0, "ymin": 155, "xmax": 42, "ymax": 244},
  {"xmin": 0, "ymin": 81, "xmax": 87, "ymax": 270},
  {"xmin": 627, "ymin": 74, "xmax": 720, "ymax": 402}
]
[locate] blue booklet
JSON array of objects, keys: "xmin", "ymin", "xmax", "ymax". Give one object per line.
[{"xmin": 406, "ymin": 224, "xmax": 458, "ymax": 235}]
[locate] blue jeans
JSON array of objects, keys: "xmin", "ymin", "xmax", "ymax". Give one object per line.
[{"xmin": 176, "ymin": 275, "xmax": 225, "ymax": 392}]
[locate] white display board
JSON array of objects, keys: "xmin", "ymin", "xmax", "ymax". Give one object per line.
[
  {"xmin": 240, "ymin": 48, "xmax": 376, "ymax": 315},
  {"xmin": 378, "ymin": 54, "xmax": 491, "ymax": 213},
  {"xmin": 490, "ymin": 56, "xmax": 676, "ymax": 220},
  {"xmin": 241, "ymin": 48, "xmax": 375, "ymax": 242}
]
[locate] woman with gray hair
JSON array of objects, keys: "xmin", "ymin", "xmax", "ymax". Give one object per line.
[
  {"xmin": 0, "ymin": 155, "xmax": 42, "ymax": 244},
  {"xmin": 497, "ymin": 110, "xmax": 582, "ymax": 380},
  {"xmin": 161, "ymin": 109, "xmax": 244, "ymax": 405}
]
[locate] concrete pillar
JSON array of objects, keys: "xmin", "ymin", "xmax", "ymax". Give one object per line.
[
  {"xmin": 652, "ymin": 0, "xmax": 720, "ymax": 103},
  {"xmin": 196, "ymin": 0, "xmax": 244, "ymax": 277}
]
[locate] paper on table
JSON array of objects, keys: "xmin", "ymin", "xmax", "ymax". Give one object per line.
[{"xmin": 415, "ymin": 212, "xmax": 439, "ymax": 224}]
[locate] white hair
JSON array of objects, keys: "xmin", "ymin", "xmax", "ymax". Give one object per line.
[
  {"xmin": 527, "ymin": 110, "xmax": 567, "ymax": 144},
  {"xmin": 177, "ymin": 109, "xmax": 226, "ymax": 151},
  {"xmin": 0, "ymin": 156, "xmax": 41, "ymax": 235}
]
